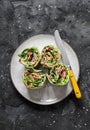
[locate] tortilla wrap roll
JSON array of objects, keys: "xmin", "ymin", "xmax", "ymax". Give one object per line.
[
  {"xmin": 41, "ymin": 45, "xmax": 60, "ymax": 68},
  {"xmin": 47, "ymin": 63, "xmax": 69, "ymax": 86},
  {"xmin": 18, "ymin": 47, "xmax": 40, "ymax": 68},
  {"xmin": 22, "ymin": 69, "xmax": 46, "ymax": 89}
]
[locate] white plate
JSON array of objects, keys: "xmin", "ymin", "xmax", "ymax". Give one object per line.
[{"xmin": 10, "ymin": 34, "xmax": 80, "ymax": 105}]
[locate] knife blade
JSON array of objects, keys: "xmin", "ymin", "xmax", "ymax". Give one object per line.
[
  {"xmin": 54, "ymin": 30, "xmax": 70, "ymax": 66},
  {"xmin": 54, "ymin": 30, "xmax": 82, "ymax": 99}
]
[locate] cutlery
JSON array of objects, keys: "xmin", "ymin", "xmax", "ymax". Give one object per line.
[{"xmin": 54, "ymin": 30, "xmax": 82, "ymax": 98}]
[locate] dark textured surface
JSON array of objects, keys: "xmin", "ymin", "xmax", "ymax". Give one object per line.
[{"xmin": 0, "ymin": 0, "xmax": 90, "ymax": 130}]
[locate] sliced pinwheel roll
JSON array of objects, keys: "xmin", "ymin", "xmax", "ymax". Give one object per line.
[
  {"xmin": 22, "ymin": 69, "xmax": 46, "ymax": 89},
  {"xmin": 41, "ymin": 45, "xmax": 60, "ymax": 68},
  {"xmin": 47, "ymin": 63, "xmax": 69, "ymax": 86},
  {"xmin": 18, "ymin": 47, "xmax": 40, "ymax": 68}
]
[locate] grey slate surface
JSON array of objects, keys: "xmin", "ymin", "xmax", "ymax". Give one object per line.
[{"xmin": 0, "ymin": 0, "xmax": 90, "ymax": 130}]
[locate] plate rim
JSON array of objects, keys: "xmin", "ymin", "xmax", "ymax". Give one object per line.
[{"xmin": 10, "ymin": 34, "xmax": 80, "ymax": 105}]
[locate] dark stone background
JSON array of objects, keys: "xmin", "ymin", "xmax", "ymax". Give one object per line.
[{"xmin": 0, "ymin": 0, "xmax": 90, "ymax": 130}]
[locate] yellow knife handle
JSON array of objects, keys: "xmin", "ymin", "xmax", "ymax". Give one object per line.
[{"xmin": 69, "ymin": 70, "xmax": 82, "ymax": 99}]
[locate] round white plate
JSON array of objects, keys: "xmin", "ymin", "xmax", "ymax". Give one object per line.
[{"xmin": 10, "ymin": 34, "xmax": 80, "ymax": 105}]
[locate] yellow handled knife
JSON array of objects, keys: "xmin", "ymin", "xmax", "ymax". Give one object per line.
[{"xmin": 54, "ymin": 30, "xmax": 82, "ymax": 99}]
